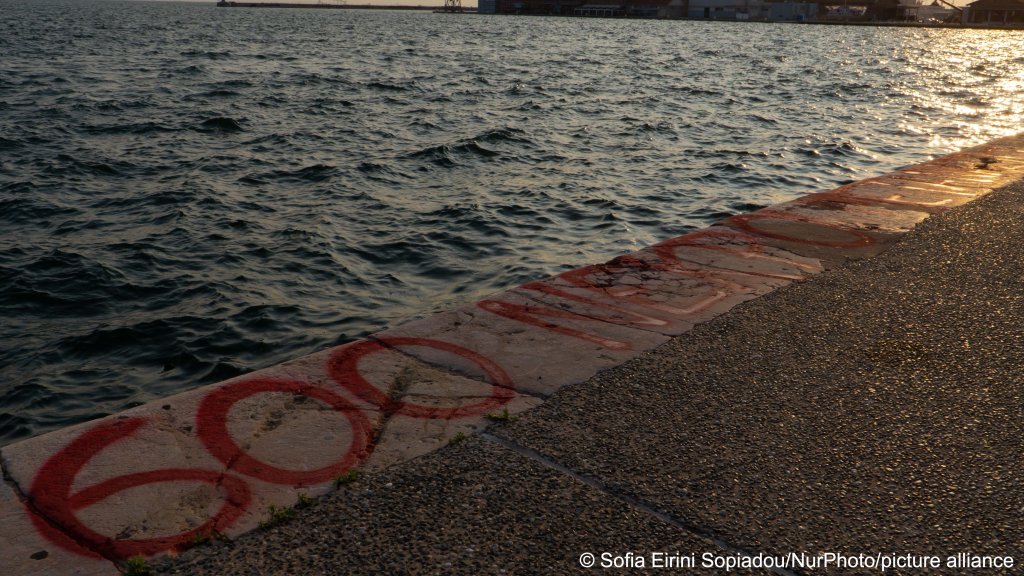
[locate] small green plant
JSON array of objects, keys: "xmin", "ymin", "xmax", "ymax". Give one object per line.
[
  {"xmin": 258, "ymin": 504, "xmax": 294, "ymax": 530},
  {"xmin": 448, "ymin": 431, "xmax": 468, "ymax": 445},
  {"xmin": 124, "ymin": 555, "xmax": 152, "ymax": 576},
  {"xmin": 485, "ymin": 408, "xmax": 514, "ymax": 422},
  {"xmin": 333, "ymin": 470, "xmax": 361, "ymax": 488},
  {"xmin": 296, "ymin": 492, "xmax": 316, "ymax": 509}
]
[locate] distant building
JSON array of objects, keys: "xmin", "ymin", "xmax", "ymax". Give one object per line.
[
  {"xmin": 903, "ymin": 0, "xmax": 958, "ymax": 22},
  {"xmin": 685, "ymin": 0, "xmax": 822, "ymax": 20},
  {"xmin": 573, "ymin": 2, "xmax": 629, "ymax": 16},
  {"xmin": 633, "ymin": 0, "xmax": 687, "ymax": 17},
  {"xmin": 496, "ymin": 0, "xmax": 684, "ymax": 16},
  {"xmin": 484, "ymin": 0, "xmax": 987, "ymax": 19},
  {"xmin": 964, "ymin": 0, "xmax": 1024, "ymax": 23},
  {"xmin": 767, "ymin": 1, "xmax": 818, "ymax": 19},
  {"xmin": 870, "ymin": 0, "xmax": 914, "ymax": 19},
  {"xmin": 491, "ymin": 0, "xmax": 835, "ymax": 18},
  {"xmin": 686, "ymin": 0, "xmax": 748, "ymax": 19},
  {"xmin": 824, "ymin": 3, "xmax": 869, "ymax": 18}
]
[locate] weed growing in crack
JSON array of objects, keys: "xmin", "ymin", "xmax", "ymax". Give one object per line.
[
  {"xmin": 332, "ymin": 470, "xmax": 361, "ymax": 488},
  {"xmin": 124, "ymin": 555, "xmax": 152, "ymax": 576},
  {"xmin": 485, "ymin": 408, "xmax": 514, "ymax": 422},
  {"xmin": 296, "ymin": 492, "xmax": 316, "ymax": 509},
  {"xmin": 258, "ymin": 504, "xmax": 294, "ymax": 530}
]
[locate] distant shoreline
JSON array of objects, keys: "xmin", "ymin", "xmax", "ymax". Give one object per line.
[
  {"xmin": 215, "ymin": 2, "xmax": 465, "ymax": 10},
  {"xmin": 212, "ymin": 3, "xmax": 1023, "ymax": 28}
]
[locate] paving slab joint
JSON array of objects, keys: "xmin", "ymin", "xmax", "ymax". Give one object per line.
[
  {"xmin": 0, "ymin": 450, "xmax": 117, "ymax": 566},
  {"xmin": 0, "ymin": 455, "xmax": 27, "ymax": 508},
  {"xmin": 481, "ymin": 432, "xmax": 803, "ymax": 576}
]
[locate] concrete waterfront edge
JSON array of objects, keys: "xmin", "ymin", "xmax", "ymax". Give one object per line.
[{"xmin": 3, "ymin": 135, "xmax": 1024, "ymax": 575}]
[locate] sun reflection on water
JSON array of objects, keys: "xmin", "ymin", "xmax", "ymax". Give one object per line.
[{"xmin": 900, "ymin": 31, "xmax": 1024, "ymax": 150}]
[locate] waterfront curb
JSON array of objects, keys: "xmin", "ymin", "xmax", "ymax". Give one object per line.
[{"xmin": 3, "ymin": 135, "xmax": 1024, "ymax": 575}]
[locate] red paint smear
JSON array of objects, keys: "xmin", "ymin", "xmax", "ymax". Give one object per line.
[
  {"xmin": 652, "ymin": 227, "xmax": 765, "ymax": 263},
  {"xmin": 819, "ymin": 190, "xmax": 951, "ymax": 210},
  {"xmin": 196, "ymin": 378, "xmax": 373, "ymax": 486},
  {"xmin": 478, "ymin": 202, "xmax": 870, "ymax": 347},
  {"xmin": 27, "ymin": 417, "xmax": 251, "ymax": 560},
  {"xmin": 644, "ymin": 228, "xmax": 811, "ymax": 281},
  {"xmin": 476, "ymin": 299, "xmax": 632, "ymax": 351},
  {"xmin": 477, "ymin": 230, "xmax": 772, "ymax": 347},
  {"xmin": 520, "ymin": 280, "xmax": 668, "ymax": 327},
  {"xmin": 549, "ymin": 262, "xmax": 737, "ymax": 314},
  {"xmin": 328, "ymin": 337, "xmax": 516, "ymax": 418},
  {"xmin": 727, "ymin": 210, "xmax": 874, "ymax": 248}
]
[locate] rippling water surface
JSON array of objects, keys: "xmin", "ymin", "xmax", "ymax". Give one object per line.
[{"xmin": 2, "ymin": 0, "xmax": 1023, "ymax": 444}]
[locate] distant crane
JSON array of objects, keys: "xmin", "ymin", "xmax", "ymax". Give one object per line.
[{"xmin": 931, "ymin": 0, "xmax": 964, "ymax": 16}]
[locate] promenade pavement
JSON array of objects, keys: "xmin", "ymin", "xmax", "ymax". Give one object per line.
[{"xmin": 156, "ymin": 179, "xmax": 1024, "ymax": 575}]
